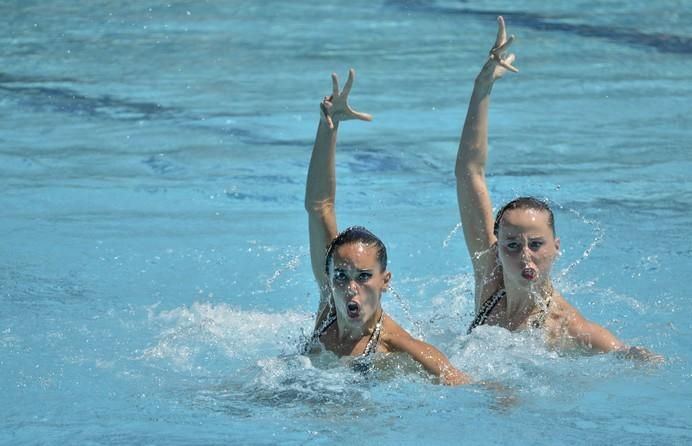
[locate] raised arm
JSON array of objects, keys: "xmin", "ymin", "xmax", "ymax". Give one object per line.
[
  {"xmin": 304, "ymin": 69, "xmax": 372, "ymax": 317},
  {"xmin": 455, "ymin": 17, "xmax": 518, "ymax": 290}
]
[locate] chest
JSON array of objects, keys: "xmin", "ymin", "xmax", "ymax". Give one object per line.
[
  {"xmin": 484, "ymin": 296, "xmax": 552, "ymax": 332},
  {"xmin": 319, "ymin": 325, "xmax": 384, "ymax": 357}
]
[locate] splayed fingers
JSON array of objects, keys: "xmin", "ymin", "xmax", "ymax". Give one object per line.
[
  {"xmin": 477, "ymin": 16, "xmax": 519, "ymax": 81},
  {"xmin": 494, "ymin": 15, "xmax": 508, "ymax": 49},
  {"xmin": 320, "ymin": 68, "xmax": 373, "ymax": 129},
  {"xmin": 341, "ymin": 68, "xmax": 354, "ymax": 97}
]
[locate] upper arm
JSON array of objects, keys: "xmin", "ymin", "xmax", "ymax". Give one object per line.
[
  {"xmin": 307, "ymin": 205, "xmax": 337, "ymax": 312},
  {"xmin": 565, "ymin": 310, "xmax": 625, "ymax": 353},
  {"xmin": 456, "ymin": 166, "xmax": 496, "ymax": 271},
  {"xmin": 456, "ymin": 167, "xmax": 501, "ymax": 310}
]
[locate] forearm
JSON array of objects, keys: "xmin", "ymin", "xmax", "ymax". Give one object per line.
[
  {"xmin": 580, "ymin": 326, "xmax": 662, "ymax": 362},
  {"xmin": 579, "ymin": 322, "xmax": 661, "ymax": 360},
  {"xmin": 398, "ymin": 338, "xmax": 471, "ymax": 385},
  {"xmin": 419, "ymin": 345, "xmax": 471, "ymax": 386},
  {"xmin": 305, "ymin": 120, "xmax": 339, "ymax": 214},
  {"xmin": 455, "ymin": 78, "xmax": 494, "ymax": 178}
]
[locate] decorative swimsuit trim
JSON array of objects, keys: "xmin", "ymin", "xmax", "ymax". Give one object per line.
[
  {"xmin": 302, "ymin": 310, "xmax": 385, "ymax": 359},
  {"xmin": 467, "ymin": 289, "xmax": 551, "ymax": 334},
  {"xmin": 467, "ymin": 289, "xmax": 506, "ymax": 334}
]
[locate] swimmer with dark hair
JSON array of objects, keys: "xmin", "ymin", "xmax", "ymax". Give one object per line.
[
  {"xmin": 303, "ymin": 69, "xmax": 472, "ymax": 384},
  {"xmin": 456, "ymin": 17, "xmax": 661, "ymax": 362}
]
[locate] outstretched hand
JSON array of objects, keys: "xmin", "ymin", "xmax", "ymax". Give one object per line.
[
  {"xmin": 478, "ymin": 16, "xmax": 519, "ymax": 83},
  {"xmin": 617, "ymin": 346, "xmax": 665, "ymax": 364},
  {"xmin": 320, "ymin": 68, "xmax": 373, "ymax": 129}
]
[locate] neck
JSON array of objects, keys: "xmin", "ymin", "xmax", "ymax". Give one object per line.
[
  {"xmin": 337, "ymin": 307, "xmax": 383, "ymax": 341},
  {"xmin": 504, "ymin": 279, "xmax": 554, "ymax": 323}
]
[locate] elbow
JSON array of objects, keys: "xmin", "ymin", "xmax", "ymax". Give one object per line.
[
  {"xmin": 455, "ymin": 147, "xmax": 486, "ymax": 179},
  {"xmin": 440, "ymin": 368, "xmax": 473, "ymax": 386},
  {"xmin": 454, "ymin": 165, "xmax": 468, "ymax": 179},
  {"xmin": 304, "ymin": 198, "xmax": 334, "ymax": 216}
]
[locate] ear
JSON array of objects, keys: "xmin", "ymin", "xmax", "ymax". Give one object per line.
[
  {"xmin": 554, "ymin": 237, "xmax": 561, "ymax": 253},
  {"xmin": 382, "ymin": 271, "xmax": 392, "ymax": 291}
]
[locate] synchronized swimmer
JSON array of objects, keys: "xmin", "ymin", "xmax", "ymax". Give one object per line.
[
  {"xmin": 303, "ymin": 68, "xmax": 471, "ymax": 385},
  {"xmin": 300, "ymin": 16, "xmax": 661, "ymax": 383},
  {"xmin": 456, "ymin": 17, "xmax": 660, "ymax": 361}
]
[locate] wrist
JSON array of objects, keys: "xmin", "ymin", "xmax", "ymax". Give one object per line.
[
  {"xmin": 318, "ymin": 116, "xmax": 338, "ymax": 131},
  {"xmin": 473, "ymin": 76, "xmax": 495, "ymax": 93}
]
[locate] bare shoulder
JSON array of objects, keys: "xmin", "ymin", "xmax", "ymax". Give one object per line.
[
  {"xmin": 548, "ymin": 293, "xmax": 585, "ymax": 325},
  {"xmin": 546, "ymin": 293, "xmax": 626, "ymax": 353},
  {"xmin": 380, "ymin": 315, "xmax": 415, "ymax": 353},
  {"xmin": 545, "ymin": 293, "xmax": 587, "ymax": 347}
]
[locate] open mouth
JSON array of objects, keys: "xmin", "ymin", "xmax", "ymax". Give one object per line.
[
  {"xmin": 521, "ymin": 268, "xmax": 537, "ymax": 281},
  {"xmin": 346, "ymin": 301, "xmax": 361, "ymax": 318}
]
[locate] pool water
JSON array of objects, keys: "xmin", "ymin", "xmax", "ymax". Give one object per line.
[{"xmin": 2, "ymin": 1, "xmax": 691, "ymax": 444}]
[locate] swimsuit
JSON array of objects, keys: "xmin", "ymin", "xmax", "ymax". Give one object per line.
[
  {"xmin": 467, "ymin": 289, "xmax": 551, "ymax": 334},
  {"xmin": 302, "ymin": 311, "xmax": 385, "ymax": 373},
  {"xmin": 467, "ymin": 289, "xmax": 506, "ymax": 334}
]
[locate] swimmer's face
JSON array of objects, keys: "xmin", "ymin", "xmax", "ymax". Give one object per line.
[
  {"xmin": 497, "ymin": 208, "xmax": 560, "ymax": 286},
  {"xmin": 329, "ymin": 242, "xmax": 390, "ymax": 325}
]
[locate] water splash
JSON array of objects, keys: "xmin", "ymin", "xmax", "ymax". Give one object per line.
[
  {"xmin": 442, "ymin": 222, "xmax": 462, "ymax": 248},
  {"xmin": 556, "ymin": 206, "xmax": 605, "ymax": 282},
  {"xmin": 245, "ymin": 354, "xmax": 373, "ymax": 408},
  {"xmin": 265, "ymin": 250, "xmax": 303, "ymax": 291},
  {"xmin": 451, "ymin": 325, "xmax": 628, "ymax": 401},
  {"xmin": 140, "ymin": 302, "xmax": 311, "ymax": 371},
  {"xmin": 387, "ymin": 285, "xmax": 425, "ymax": 339}
]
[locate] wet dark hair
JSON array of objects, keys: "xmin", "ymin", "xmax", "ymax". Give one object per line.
[
  {"xmin": 324, "ymin": 226, "xmax": 388, "ymax": 275},
  {"xmin": 493, "ymin": 196, "xmax": 556, "ymax": 237}
]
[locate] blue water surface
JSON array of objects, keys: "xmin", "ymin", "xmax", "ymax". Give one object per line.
[{"xmin": 2, "ymin": 1, "xmax": 691, "ymax": 445}]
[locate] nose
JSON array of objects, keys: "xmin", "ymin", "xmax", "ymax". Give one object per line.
[
  {"xmin": 521, "ymin": 246, "xmax": 531, "ymax": 262},
  {"xmin": 344, "ymin": 279, "xmax": 358, "ymax": 297}
]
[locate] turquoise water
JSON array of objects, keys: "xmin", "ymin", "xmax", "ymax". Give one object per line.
[{"xmin": 2, "ymin": 1, "xmax": 691, "ymax": 444}]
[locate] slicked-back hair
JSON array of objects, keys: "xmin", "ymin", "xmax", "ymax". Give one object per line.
[
  {"xmin": 324, "ymin": 226, "xmax": 388, "ymax": 276},
  {"xmin": 493, "ymin": 196, "xmax": 556, "ymax": 237}
]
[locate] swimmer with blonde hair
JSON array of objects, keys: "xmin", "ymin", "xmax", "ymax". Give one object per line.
[
  {"xmin": 303, "ymin": 69, "xmax": 472, "ymax": 384},
  {"xmin": 456, "ymin": 17, "xmax": 661, "ymax": 361}
]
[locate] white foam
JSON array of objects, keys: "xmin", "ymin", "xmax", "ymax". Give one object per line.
[
  {"xmin": 246, "ymin": 354, "xmax": 372, "ymax": 407},
  {"xmin": 141, "ymin": 302, "xmax": 312, "ymax": 370}
]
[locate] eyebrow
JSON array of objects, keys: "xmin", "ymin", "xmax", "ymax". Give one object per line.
[
  {"xmin": 333, "ymin": 267, "xmax": 374, "ymax": 273},
  {"xmin": 502, "ymin": 235, "xmax": 546, "ymax": 240}
]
